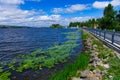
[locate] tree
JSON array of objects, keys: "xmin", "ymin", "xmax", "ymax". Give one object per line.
[
  {"xmin": 102, "ymin": 4, "xmax": 116, "ymax": 29},
  {"xmin": 69, "ymin": 22, "xmax": 79, "ymax": 27},
  {"xmin": 104, "ymin": 4, "xmax": 116, "ymax": 18},
  {"xmin": 116, "ymin": 10, "xmax": 120, "ymax": 22},
  {"xmin": 50, "ymin": 24, "xmax": 63, "ymax": 28},
  {"xmin": 115, "ymin": 10, "xmax": 120, "ymax": 31}
]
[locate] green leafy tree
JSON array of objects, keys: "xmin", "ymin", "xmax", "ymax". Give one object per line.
[
  {"xmin": 103, "ymin": 4, "xmax": 116, "ymax": 29},
  {"xmin": 116, "ymin": 10, "xmax": 120, "ymax": 22},
  {"xmin": 69, "ymin": 22, "xmax": 79, "ymax": 27},
  {"xmin": 115, "ymin": 10, "xmax": 120, "ymax": 31},
  {"xmin": 50, "ymin": 24, "xmax": 63, "ymax": 28},
  {"xmin": 104, "ymin": 4, "xmax": 116, "ymax": 18}
]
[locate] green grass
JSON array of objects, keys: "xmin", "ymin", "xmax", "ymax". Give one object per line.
[
  {"xmin": 49, "ymin": 52, "xmax": 91, "ymax": 80},
  {"xmin": 82, "ymin": 30, "xmax": 120, "ymax": 80},
  {"xmin": 81, "ymin": 30, "xmax": 88, "ymax": 40},
  {"xmin": 92, "ymin": 39, "xmax": 103, "ymax": 46},
  {"xmin": 108, "ymin": 58, "xmax": 120, "ymax": 78},
  {"xmin": 90, "ymin": 65, "xmax": 95, "ymax": 71},
  {"xmin": 103, "ymin": 57, "xmax": 120, "ymax": 80},
  {"xmin": 97, "ymin": 65, "xmax": 105, "ymax": 71}
]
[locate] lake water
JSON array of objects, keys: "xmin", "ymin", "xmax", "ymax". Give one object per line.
[
  {"xmin": 0, "ymin": 28, "xmax": 82, "ymax": 80},
  {"xmin": 0, "ymin": 27, "xmax": 82, "ymax": 61}
]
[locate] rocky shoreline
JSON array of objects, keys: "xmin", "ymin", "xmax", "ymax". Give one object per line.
[{"xmin": 72, "ymin": 30, "xmax": 118, "ymax": 80}]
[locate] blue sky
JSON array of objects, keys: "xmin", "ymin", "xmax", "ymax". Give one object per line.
[{"xmin": 0, "ymin": 0, "xmax": 120, "ymax": 27}]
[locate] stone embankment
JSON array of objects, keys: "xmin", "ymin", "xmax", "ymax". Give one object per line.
[{"xmin": 72, "ymin": 31, "xmax": 117, "ymax": 80}]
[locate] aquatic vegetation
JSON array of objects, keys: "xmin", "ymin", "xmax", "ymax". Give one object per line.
[
  {"xmin": 43, "ymin": 58, "xmax": 55, "ymax": 68},
  {"xmin": 49, "ymin": 52, "xmax": 91, "ymax": 80},
  {"xmin": 0, "ymin": 71, "xmax": 11, "ymax": 80},
  {"xmin": 64, "ymin": 31, "xmax": 80, "ymax": 40},
  {"xmin": 0, "ymin": 67, "xmax": 3, "ymax": 73},
  {"xmin": 0, "ymin": 29, "xmax": 82, "ymax": 80}
]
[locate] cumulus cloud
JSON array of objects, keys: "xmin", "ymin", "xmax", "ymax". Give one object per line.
[
  {"xmin": 0, "ymin": 0, "xmax": 46, "ymax": 27},
  {"xmin": 93, "ymin": 0, "xmax": 120, "ymax": 9},
  {"xmin": 0, "ymin": 0, "xmax": 92, "ymax": 27},
  {"xmin": 26, "ymin": 0, "xmax": 41, "ymax": 2},
  {"xmin": 0, "ymin": 0, "xmax": 24, "ymax": 5},
  {"xmin": 111, "ymin": 0, "xmax": 120, "ymax": 6},
  {"xmin": 52, "ymin": 4, "xmax": 89, "ymax": 13}
]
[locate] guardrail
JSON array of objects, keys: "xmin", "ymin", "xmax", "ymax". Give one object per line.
[{"xmin": 85, "ymin": 28, "xmax": 120, "ymax": 48}]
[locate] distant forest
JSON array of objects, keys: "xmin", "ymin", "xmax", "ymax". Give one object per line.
[{"xmin": 0, "ymin": 25, "xmax": 29, "ymax": 28}]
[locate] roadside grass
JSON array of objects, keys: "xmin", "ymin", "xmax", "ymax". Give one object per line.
[
  {"xmin": 79, "ymin": 30, "xmax": 120, "ymax": 80},
  {"xmin": 103, "ymin": 57, "xmax": 120, "ymax": 80},
  {"xmin": 108, "ymin": 57, "xmax": 120, "ymax": 80},
  {"xmin": 83, "ymin": 30, "xmax": 120, "ymax": 80}
]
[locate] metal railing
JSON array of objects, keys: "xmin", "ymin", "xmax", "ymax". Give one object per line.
[{"xmin": 85, "ymin": 28, "xmax": 120, "ymax": 48}]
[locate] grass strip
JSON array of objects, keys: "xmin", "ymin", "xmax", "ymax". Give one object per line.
[{"xmin": 49, "ymin": 51, "xmax": 91, "ymax": 80}]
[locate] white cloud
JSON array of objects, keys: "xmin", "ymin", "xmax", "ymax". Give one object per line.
[
  {"xmin": 0, "ymin": 0, "xmax": 24, "ymax": 5},
  {"xmin": 0, "ymin": 2, "xmax": 61, "ymax": 27},
  {"xmin": 93, "ymin": 1, "xmax": 109, "ymax": 9},
  {"xmin": 0, "ymin": 0, "xmax": 92, "ymax": 27},
  {"xmin": 66, "ymin": 4, "xmax": 89, "ymax": 12},
  {"xmin": 93, "ymin": 0, "xmax": 120, "ymax": 9},
  {"xmin": 0, "ymin": 0, "xmax": 46, "ymax": 27},
  {"xmin": 52, "ymin": 4, "xmax": 89, "ymax": 13},
  {"xmin": 34, "ymin": 15, "xmax": 61, "ymax": 21},
  {"xmin": 26, "ymin": 0, "xmax": 41, "ymax": 2},
  {"xmin": 52, "ymin": 8, "xmax": 63, "ymax": 14},
  {"xmin": 111, "ymin": 0, "xmax": 120, "ymax": 6}
]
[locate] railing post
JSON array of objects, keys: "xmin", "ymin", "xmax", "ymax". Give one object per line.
[
  {"xmin": 96, "ymin": 29, "xmax": 97, "ymax": 36},
  {"xmin": 99, "ymin": 29, "xmax": 101, "ymax": 36},
  {"xmin": 112, "ymin": 29, "xmax": 115, "ymax": 44},
  {"xmin": 96, "ymin": 29, "xmax": 98, "ymax": 36},
  {"xmin": 104, "ymin": 29, "xmax": 106, "ymax": 40},
  {"xmin": 93, "ymin": 29, "xmax": 95, "ymax": 35}
]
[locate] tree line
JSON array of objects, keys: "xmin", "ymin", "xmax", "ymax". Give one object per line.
[
  {"xmin": 69, "ymin": 4, "xmax": 120, "ymax": 31},
  {"xmin": 50, "ymin": 24, "xmax": 64, "ymax": 28}
]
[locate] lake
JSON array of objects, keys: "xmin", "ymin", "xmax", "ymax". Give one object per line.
[{"xmin": 0, "ymin": 27, "xmax": 83, "ymax": 80}]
